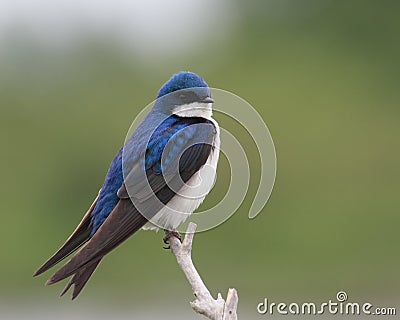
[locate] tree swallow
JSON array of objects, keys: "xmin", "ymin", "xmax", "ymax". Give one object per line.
[{"xmin": 33, "ymin": 71, "xmax": 220, "ymax": 299}]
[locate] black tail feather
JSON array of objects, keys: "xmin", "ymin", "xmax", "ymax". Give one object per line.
[{"xmin": 60, "ymin": 257, "xmax": 102, "ymax": 300}]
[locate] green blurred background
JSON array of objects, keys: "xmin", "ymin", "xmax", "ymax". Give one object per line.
[{"xmin": 1, "ymin": 0, "xmax": 399, "ymax": 318}]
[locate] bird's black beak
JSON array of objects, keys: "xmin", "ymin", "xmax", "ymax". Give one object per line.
[{"xmin": 201, "ymin": 96, "xmax": 214, "ymax": 104}]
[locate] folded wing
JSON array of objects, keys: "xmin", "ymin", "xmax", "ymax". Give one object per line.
[{"xmin": 40, "ymin": 117, "xmax": 216, "ymax": 298}]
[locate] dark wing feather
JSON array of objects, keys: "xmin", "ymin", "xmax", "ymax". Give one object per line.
[
  {"xmin": 124, "ymin": 121, "xmax": 215, "ymax": 203},
  {"xmin": 33, "ymin": 193, "xmax": 99, "ymax": 277},
  {"xmin": 45, "ymin": 120, "xmax": 216, "ymax": 297}
]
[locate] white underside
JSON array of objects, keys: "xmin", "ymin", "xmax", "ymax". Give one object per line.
[{"xmin": 142, "ymin": 114, "xmax": 220, "ymax": 231}]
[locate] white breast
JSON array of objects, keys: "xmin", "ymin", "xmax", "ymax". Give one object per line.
[{"xmin": 142, "ymin": 118, "xmax": 220, "ymax": 231}]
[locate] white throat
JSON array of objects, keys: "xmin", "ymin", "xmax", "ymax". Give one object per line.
[{"xmin": 172, "ymin": 102, "xmax": 213, "ymax": 119}]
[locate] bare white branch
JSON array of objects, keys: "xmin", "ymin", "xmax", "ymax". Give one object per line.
[{"xmin": 169, "ymin": 222, "xmax": 238, "ymax": 319}]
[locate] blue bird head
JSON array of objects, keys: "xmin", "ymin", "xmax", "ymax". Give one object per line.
[
  {"xmin": 157, "ymin": 71, "xmax": 209, "ymax": 98},
  {"xmin": 154, "ymin": 72, "xmax": 214, "ymax": 116}
]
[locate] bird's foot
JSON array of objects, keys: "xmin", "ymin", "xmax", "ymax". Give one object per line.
[{"xmin": 163, "ymin": 229, "xmax": 182, "ymax": 249}]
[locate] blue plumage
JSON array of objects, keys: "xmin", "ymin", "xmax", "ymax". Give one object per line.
[
  {"xmin": 89, "ymin": 148, "xmax": 123, "ymax": 234},
  {"xmin": 157, "ymin": 71, "xmax": 208, "ymax": 98},
  {"xmin": 89, "ymin": 71, "xmax": 211, "ymax": 235},
  {"xmin": 147, "ymin": 116, "xmax": 199, "ymax": 174}
]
